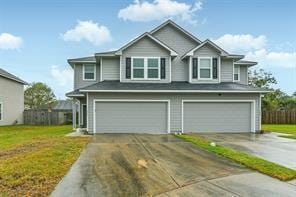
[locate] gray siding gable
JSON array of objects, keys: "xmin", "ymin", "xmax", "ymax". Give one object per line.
[
  {"xmin": 121, "ymin": 36, "xmax": 171, "ymax": 83},
  {"xmin": 152, "ymin": 23, "xmax": 199, "ymax": 81}
]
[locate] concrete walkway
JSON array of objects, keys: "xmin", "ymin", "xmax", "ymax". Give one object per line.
[
  {"xmin": 198, "ymin": 132, "xmax": 296, "ymax": 169},
  {"xmin": 52, "ymin": 134, "xmax": 296, "ymax": 197}
]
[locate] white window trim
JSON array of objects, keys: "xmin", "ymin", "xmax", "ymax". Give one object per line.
[
  {"xmin": 83, "ymin": 64, "xmax": 96, "ymax": 81},
  {"xmin": 233, "ymin": 64, "xmax": 240, "ymax": 82},
  {"xmin": 93, "ymin": 99, "xmax": 170, "ymax": 134},
  {"xmin": 181, "ymin": 100, "xmax": 256, "ymax": 133},
  {"xmin": 198, "ymin": 57, "xmax": 213, "ymax": 80},
  {"xmin": 0, "ymin": 102, "xmax": 3, "ymax": 121},
  {"xmin": 131, "ymin": 57, "xmax": 161, "ymax": 80},
  {"xmin": 100, "ymin": 58, "xmax": 103, "ymax": 82}
]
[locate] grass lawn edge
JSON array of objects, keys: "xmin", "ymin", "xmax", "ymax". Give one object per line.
[{"xmin": 174, "ymin": 134, "xmax": 296, "ymax": 181}]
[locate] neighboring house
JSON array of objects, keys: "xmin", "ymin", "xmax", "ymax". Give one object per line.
[
  {"xmin": 0, "ymin": 68, "xmax": 27, "ymax": 126},
  {"xmin": 66, "ymin": 20, "xmax": 269, "ymax": 134},
  {"xmin": 52, "ymin": 100, "xmax": 76, "ymax": 125}
]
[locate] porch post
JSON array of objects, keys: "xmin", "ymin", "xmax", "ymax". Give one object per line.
[{"xmin": 72, "ymin": 102, "xmax": 76, "ymax": 130}]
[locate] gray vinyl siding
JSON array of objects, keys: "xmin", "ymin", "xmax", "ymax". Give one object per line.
[
  {"xmin": 87, "ymin": 92, "xmax": 260, "ymax": 133},
  {"xmin": 184, "ymin": 102, "xmax": 251, "ymax": 133},
  {"xmin": 221, "ymin": 59, "xmax": 233, "ymax": 82},
  {"xmin": 239, "ymin": 66, "xmax": 248, "ymax": 85},
  {"xmin": 192, "ymin": 44, "xmax": 220, "ymax": 83},
  {"xmin": 151, "ymin": 23, "xmax": 198, "ymax": 81},
  {"xmin": 74, "ymin": 63, "xmax": 100, "ymax": 89},
  {"xmin": 0, "ymin": 77, "xmax": 24, "ymax": 125},
  {"xmin": 102, "ymin": 57, "xmax": 120, "ymax": 81},
  {"xmin": 95, "ymin": 102, "xmax": 167, "ymax": 133},
  {"xmin": 121, "ymin": 37, "xmax": 170, "ymax": 83}
]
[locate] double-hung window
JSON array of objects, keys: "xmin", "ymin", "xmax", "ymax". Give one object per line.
[
  {"xmin": 132, "ymin": 57, "xmax": 160, "ymax": 80},
  {"xmin": 83, "ymin": 64, "xmax": 96, "ymax": 80},
  {"xmin": 132, "ymin": 58, "xmax": 145, "ymax": 79},
  {"xmin": 0, "ymin": 103, "xmax": 3, "ymax": 121},
  {"xmin": 147, "ymin": 58, "xmax": 159, "ymax": 79},
  {"xmin": 233, "ymin": 65, "xmax": 240, "ymax": 81},
  {"xmin": 199, "ymin": 57, "xmax": 212, "ymax": 79}
]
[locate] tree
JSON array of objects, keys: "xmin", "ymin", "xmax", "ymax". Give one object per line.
[
  {"xmin": 25, "ymin": 82, "xmax": 56, "ymax": 109},
  {"xmin": 249, "ymin": 69, "xmax": 296, "ymax": 110},
  {"xmin": 248, "ymin": 69, "xmax": 277, "ymax": 88}
]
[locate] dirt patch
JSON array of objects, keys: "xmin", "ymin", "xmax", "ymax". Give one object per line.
[{"xmin": 0, "ymin": 141, "xmax": 49, "ymax": 160}]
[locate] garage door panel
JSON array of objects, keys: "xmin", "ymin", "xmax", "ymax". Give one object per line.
[
  {"xmin": 184, "ymin": 102, "xmax": 251, "ymax": 133},
  {"xmin": 95, "ymin": 102, "xmax": 167, "ymax": 134}
]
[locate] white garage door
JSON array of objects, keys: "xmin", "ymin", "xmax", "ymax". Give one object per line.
[
  {"xmin": 94, "ymin": 101, "xmax": 168, "ymax": 134},
  {"xmin": 183, "ymin": 102, "xmax": 252, "ymax": 133}
]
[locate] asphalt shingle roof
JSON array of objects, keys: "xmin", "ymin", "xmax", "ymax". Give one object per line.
[
  {"xmin": 78, "ymin": 81, "xmax": 270, "ymax": 92},
  {"xmin": 0, "ymin": 68, "xmax": 27, "ymax": 84}
]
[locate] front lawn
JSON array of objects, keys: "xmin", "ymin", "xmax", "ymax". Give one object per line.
[
  {"xmin": 0, "ymin": 125, "xmax": 90, "ymax": 196},
  {"xmin": 262, "ymin": 124, "xmax": 296, "ymax": 135},
  {"xmin": 262, "ymin": 124, "xmax": 296, "ymax": 140},
  {"xmin": 175, "ymin": 134, "xmax": 296, "ymax": 181}
]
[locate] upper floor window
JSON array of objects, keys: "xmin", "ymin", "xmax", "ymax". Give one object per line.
[
  {"xmin": 83, "ymin": 64, "xmax": 96, "ymax": 80},
  {"xmin": 233, "ymin": 65, "xmax": 240, "ymax": 81},
  {"xmin": 132, "ymin": 57, "xmax": 160, "ymax": 80},
  {"xmin": 0, "ymin": 103, "xmax": 3, "ymax": 121},
  {"xmin": 199, "ymin": 57, "xmax": 212, "ymax": 79}
]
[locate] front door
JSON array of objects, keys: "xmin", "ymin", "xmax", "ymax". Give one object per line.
[{"xmin": 82, "ymin": 104, "xmax": 87, "ymax": 128}]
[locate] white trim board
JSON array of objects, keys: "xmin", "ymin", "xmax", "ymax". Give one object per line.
[
  {"xmin": 181, "ymin": 99, "xmax": 256, "ymax": 133},
  {"xmin": 86, "ymin": 93, "xmax": 89, "ymax": 131},
  {"xmin": 93, "ymin": 99, "xmax": 170, "ymax": 134}
]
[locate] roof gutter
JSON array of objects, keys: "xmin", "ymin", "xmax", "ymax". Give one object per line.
[{"xmin": 79, "ymin": 89, "xmax": 272, "ymax": 93}]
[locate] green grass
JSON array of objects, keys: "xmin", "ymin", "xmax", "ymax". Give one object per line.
[
  {"xmin": 0, "ymin": 125, "xmax": 90, "ymax": 196},
  {"xmin": 262, "ymin": 124, "xmax": 296, "ymax": 135},
  {"xmin": 175, "ymin": 134, "xmax": 296, "ymax": 181}
]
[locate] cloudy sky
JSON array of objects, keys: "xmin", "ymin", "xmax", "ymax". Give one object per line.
[{"xmin": 0, "ymin": 0, "xmax": 295, "ymax": 98}]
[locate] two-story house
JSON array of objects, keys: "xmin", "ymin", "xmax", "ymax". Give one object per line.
[
  {"xmin": 66, "ymin": 20, "xmax": 269, "ymax": 134},
  {"xmin": 0, "ymin": 68, "xmax": 27, "ymax": 126}
]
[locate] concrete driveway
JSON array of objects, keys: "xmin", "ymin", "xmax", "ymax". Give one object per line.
[
  {"xmin": 197, "ymin": 132, "xmax": 296, "ymax": 169},
  {"xmin": 52, "ymin": 134, "xmax": 296, "ymax": 197}
]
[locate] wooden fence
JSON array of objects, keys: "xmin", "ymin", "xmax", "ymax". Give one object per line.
[
  {"xmin": 24, "ymin": 109, "xmax": 73, "ymax": 125},
  {"xmin": 262, "ymin": 110, "xmax": 296, "ymax": 124}
]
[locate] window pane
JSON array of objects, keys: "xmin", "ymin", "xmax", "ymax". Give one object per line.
[
  {"xmin": 133, "ymin": 58, "xmax": 144, "ymax": 68},
  {"xmin": 234, "ymin": 74, "xmax": 239, "ymax": 80},
  {"xmin": 148, "ymin": 58, "xmax": 158, "ymax": 68},
  {"xmin": 200, "ymin": 59, "xmax": 211, "ymax": 68},
  {"xmin": 234, "ymin": 66, "xmax": 239, "ymax": 74},
  {"xmin": 0, "ymin": 103, "xmax": 2, "ymax": 120},
  {"xmin": 133, "ymin": 69, "xmax": 144, "ymax": 78},
  {"xmin": 200, "ymin": 69, "xmax": 210, "ymax": 78},
  {"xmin": 84, "ymin": 73, "xmax": 94, "ymax": 79},
  {"xmin": 148, "ymin": 69, "xmax": 158, "ymax": 78},
  {"xmin": 84, "ymin": 65, "xmax": 95, "ymax": 72}
]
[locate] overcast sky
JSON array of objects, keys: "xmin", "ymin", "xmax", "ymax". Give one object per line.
[{"xmin": 0, "ymin": 0, "xmax": 295, "ymax": 98}]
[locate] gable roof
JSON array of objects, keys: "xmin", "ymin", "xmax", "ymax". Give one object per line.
[
  {"xmin": 181, "ymin": 39, "xmax": 229, "ymax": 59},
  {"xmin": 150, "ymin": 19, "xmax": 202, "ymax": 44},
  {"xmin": 114, "ymin": 32, "xmax": 178, "ymax": 56},
  {"xmin": 0, "ymin": 68, "xmax": 27, "ymax": 84},
  {"xmin": 53, "ymin": 100, "xmax": 74, "ymax": 110},
  {"xmin": 68, "ymin": 56, "xmax": 96, "ymax": 67}
]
